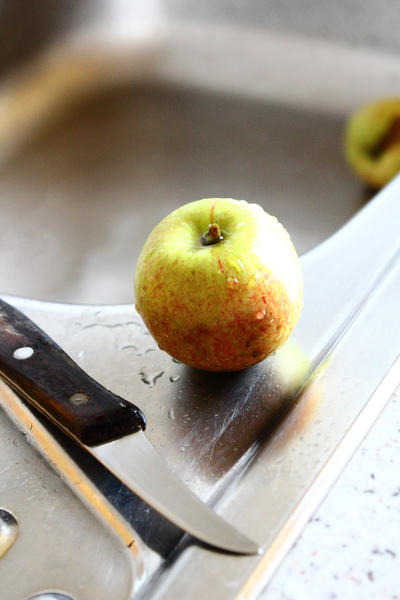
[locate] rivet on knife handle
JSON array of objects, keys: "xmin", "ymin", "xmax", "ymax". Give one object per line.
[{"xmin": 0, "ymin": 298, "xmax": 146, "ymax": 446}]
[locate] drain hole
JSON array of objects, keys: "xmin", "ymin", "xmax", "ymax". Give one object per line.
[
  {"xmin": 0, "ymin": 508, "xmax": 19, "ymax": 558},
  {"xmin": 26, "ymin": 593, "xmax": 76, "ymax": 600},
  {"xmin": 13, "ymin": 346, "xmax": 34, "ymax": 360}
]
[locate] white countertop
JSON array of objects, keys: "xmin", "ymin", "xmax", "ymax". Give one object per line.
[{"xmin": 261, "ymin": 388, "xmax": 400, "ymax": 600}]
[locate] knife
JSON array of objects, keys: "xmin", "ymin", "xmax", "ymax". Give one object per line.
[{"xmin": 0, "ymin": 298, "xmax": 260, "ymax": 555}]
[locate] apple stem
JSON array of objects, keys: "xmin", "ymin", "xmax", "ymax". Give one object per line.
[{"xmin": 201, "ymin": 223, "xmax": 224, "ymax": 246}]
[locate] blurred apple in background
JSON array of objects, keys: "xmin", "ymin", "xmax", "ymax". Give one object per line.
[
  {"xmin": 345, "ymin": 97, "xmax": 400, "ymax": 189},
  {"xmin": 134, "ymin": 198, "xmax": 303, "ymax": 372}
]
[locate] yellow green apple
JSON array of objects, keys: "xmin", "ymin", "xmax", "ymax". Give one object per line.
[
  {"xmin": 345, "ymin": 97, "xmax": 400, "ymax": 189},
  {"xmin": 134, "ymin": 198, "xmax": 303, "ymax": 371}
]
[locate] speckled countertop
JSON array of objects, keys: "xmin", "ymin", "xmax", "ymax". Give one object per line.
[{"xmin": 260, "ymin": 388, "xmax": 400, "ymax": 600}]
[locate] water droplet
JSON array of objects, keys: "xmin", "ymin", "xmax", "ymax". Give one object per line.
[
  {"xmin": 139, "ymin": 369, "xmax": 164, "ymax": 388},
  {"xmin": 169, "ymin": 375, "xmax": 181, "ymax": 382},
  {"xmin": 183, "ymin": 414, "xmax": 191, "ymax": 423},
  {"xmin": 168, "ymin": 407, "xmax": 175, "ymax": 420},
  {"xmin": 227, "ymin": 255, "xmax": 241, "ymax": 273},
  {"xmin": 135, "ymin": 346, "xmax": 156, "ymax": 356},
  {"xmin": 248, "ymin": 273, "xmax": 261, "ymax": 288},
  {"xmin": 121, "ymin": 344, "xmax": 138, "ymax": 352},
  {"xmin": 255, "ymin": 310, "xmax": 266, "ymax": 320},
  {"xmin": 226, "ymin": 276, "xmax": 239, "ymax": 289}
]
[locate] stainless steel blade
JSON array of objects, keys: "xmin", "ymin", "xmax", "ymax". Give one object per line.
[
  {"xmin": 0, "ymin": 295, "xmax": 261, "ymax": 556},
  {"xmin": 92, "ymin": 430, "xmax": 260, "ymax": 555}
]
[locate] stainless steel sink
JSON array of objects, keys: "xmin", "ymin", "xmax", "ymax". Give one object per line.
[
  {"xmin": 0, "ymin": 84, "xmax": 367, "ymax": 303},
  {"xmin": 0, "ymin": 3, "xmax": 399, "ymax": 600},
  {"xmin": 2, "ymin": 3, "xmax": 400, "ymax": 303}
]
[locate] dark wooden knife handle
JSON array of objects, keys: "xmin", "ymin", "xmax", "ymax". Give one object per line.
[{"xmin": 0, "ymin": 298, "xmax": 146, "ymax": 446}]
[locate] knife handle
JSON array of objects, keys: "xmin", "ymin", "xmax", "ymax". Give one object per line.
[{"xmin": 0, "ymin": 298, "xmax": 146, "ymax": 446}]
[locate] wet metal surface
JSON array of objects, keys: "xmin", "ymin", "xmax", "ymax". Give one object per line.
[
  {"xmin": 0, "ymin": 386, "xmax": 137, "ymax": 600},
  {"xmin": 0, "ymin": 7, "xmax": 399, "ymax": 599},
  {"xmin": 2, "ymin": 170, "xmax": 398, "ymax": 596}
]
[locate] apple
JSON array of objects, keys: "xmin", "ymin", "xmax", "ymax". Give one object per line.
[
  {"xmin": 134, "ymin": 198, "xmax": 303, "ymax": 371},
  {"xmin": 345, "ymin": 97, "xmax": 400, "ymax": 189}
]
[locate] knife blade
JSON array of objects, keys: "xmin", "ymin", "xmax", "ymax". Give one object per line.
[{"xmin": 0, "ymin": 298, "xmax": 260, "ymax": 555}]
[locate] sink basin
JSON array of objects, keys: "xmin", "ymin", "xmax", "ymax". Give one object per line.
[
  {"xmin": 3, "ymin": 7, "xmax": 400, "ymax": 304},
  {"xmin": 0, "ymin": 84, "xmax": 366, "ymax": 304}
]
